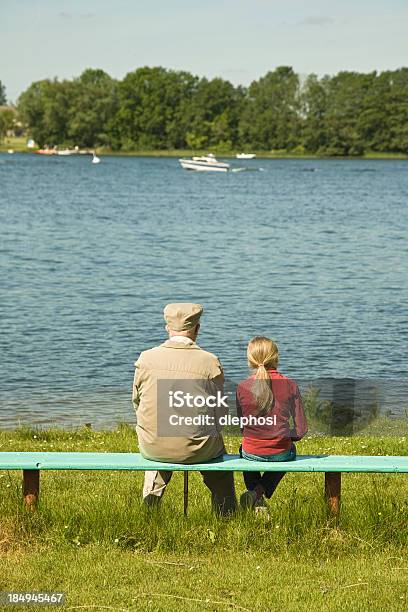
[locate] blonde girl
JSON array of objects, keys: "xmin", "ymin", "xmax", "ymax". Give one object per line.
[{"xmin": 236, "ymin": 336, "xmax": 308, "ymax": 509}]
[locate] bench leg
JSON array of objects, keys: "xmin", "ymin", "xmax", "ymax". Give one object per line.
[
  {"xmin": 183, "ymin": 471, "xmax": 189, "ymax": 516},
  {"xmin": 325, "ymin": 472, "xmax": 341, "ymax": 517},
  {"xmin": 23, "ymin": 469, "xmax": 40, "ymax": 508}
]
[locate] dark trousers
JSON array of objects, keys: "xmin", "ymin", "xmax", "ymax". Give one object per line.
[
  {"xmin": 243, "ymin": 470, "xmax": 285, "ymax": 499},
  {"xmin": 240, "ymin": 443, "xmax": 296, "ymax": 499}
]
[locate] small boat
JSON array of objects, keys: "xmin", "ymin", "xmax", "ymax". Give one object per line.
[
  {"xmin": 179, "ymin": 153, "xmax": 230, "ymax": 172},
  {"xmin": 56, "ymin": 149, "xmax": 75, "ymax": 156},
  {"xmin": 7, "ymin": 149, "xmax": 14, "ymax": 154},
  {"xmin": 236, "ymin": 153, "xmax": 256, "ymax": 159},
  {"xmin": 92, "ymin": 153, "xmax": 101, "ymax": 164},
  {"xmin": 36, "ymin": 148, "xmax": 57, "ymax": 155}
]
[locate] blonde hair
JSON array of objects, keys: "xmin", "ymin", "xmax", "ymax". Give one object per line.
[{"xmin": 247, "ymin": 336, "xmax": 279, "ymax": 416}]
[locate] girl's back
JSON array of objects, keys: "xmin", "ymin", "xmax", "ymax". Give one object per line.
[{"xmin": 237, "ymin": 369, "xmax": 307, "ymax": 455}]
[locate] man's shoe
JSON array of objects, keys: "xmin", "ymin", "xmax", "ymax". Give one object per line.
[
  {"xmin": 143, "ymin": 494, "xmax": 161, "ymax": 507},
  {"xmin": 240, "ymin": 490, "xmax": 258, "ymax": 509}
]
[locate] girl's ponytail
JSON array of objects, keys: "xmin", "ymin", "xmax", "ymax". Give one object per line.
[{"xmin": 247, "ymin": 337, "xmax": 279, "ymax": 416}]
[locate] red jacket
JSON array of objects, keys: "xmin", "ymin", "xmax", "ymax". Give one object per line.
[{"xmin": 236, "ymin": 369, "xmax": 308, "ymax": 455}]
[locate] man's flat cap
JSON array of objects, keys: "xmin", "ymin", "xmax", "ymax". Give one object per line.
[{"xmin": 163, "ymin": 303, "xmax": 203, "ymax": 331}]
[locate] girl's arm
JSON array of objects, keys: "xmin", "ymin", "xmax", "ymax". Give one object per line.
[{"xmin": 290, "ymin": 383, "xmax": 308, "ymax": 441}]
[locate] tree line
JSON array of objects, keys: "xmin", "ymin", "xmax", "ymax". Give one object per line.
[
  {"xmin": 2, "ymin": 66, "xmax": 408, "ymax": 154},
  {"xmin": 0, "ymin": 80, "xmax": 12, "ymax": 140}
]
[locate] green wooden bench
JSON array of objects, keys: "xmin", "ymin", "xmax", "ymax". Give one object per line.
[{"xmin": 1, "ymin": 452, "xmax": 407, "ymax": 516}]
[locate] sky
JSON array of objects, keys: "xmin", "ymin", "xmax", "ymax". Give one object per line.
[{"xmin": 1, "ymin": 0, "xmax": 408, "ymax": 102}]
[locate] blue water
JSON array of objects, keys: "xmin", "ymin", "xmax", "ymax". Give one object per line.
[{"xmin": 1, "ymin": 154, "xmax": 407, "ymax": 428}]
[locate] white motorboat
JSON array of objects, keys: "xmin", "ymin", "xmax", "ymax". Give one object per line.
[
  {"xmin": 56, "ymin": 149, "xmax": 75, "ymax": 156},
  {"xmin": 179, "ymin": 153, "xmax": 230, "ymax": 172},
  {"xmin": 236, "ymin": 153, "xmax": 256, "ymax": 159}
]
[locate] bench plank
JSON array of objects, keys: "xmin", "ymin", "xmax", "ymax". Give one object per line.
[{"xmin": 1, "ymin": 452, "xmax": 407, "ymax": 473}]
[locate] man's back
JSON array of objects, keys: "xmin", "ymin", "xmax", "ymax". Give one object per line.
[{"xmin": 133, "ymin": 338, "xmax": 226, "ymax": 463}]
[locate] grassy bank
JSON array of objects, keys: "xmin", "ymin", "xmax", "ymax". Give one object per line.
[
  {"xmin": 0, "ymin": 136, "xmax": 30, "ymax": 152},
  {"xmin": 2, "ymin": 137, "xmax": 408, "ymax": 159},
  {"xmin": 1, "ymin": 425, "xmax": 407, "ymax": 610}
]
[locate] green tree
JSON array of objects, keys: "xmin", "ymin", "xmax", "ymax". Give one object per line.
[
  {"xmin": 0, "ymin": 80, "xmax": 6, "ymax": 105},
  {"xmin": 18, "ymin": 79, "xmax": 72, "ymax": 146},
  {"xmin": 0, "ymin": 107, "xmax": 15, "ymax": 138},
  {"xmin": 0, "ymin": 114, "xmax": 6, "ymax": 141},
  {"xmin": 302, "ymin": 70, "xmax": 408, "ymax": 155},
  {"xmin": 239, "ymin": 67, "xmax": 301, "ymax": 150},
  {"xmin": 184, "ymin": 78, "xmax": 244, "ymax": 149},
  {"xmin": 67, "ymin": 69, "xmax": 119, "ymax": 148},
  {"xmin": 354, "ymin": 71, "xmax": 390, "ymax": 152},
  {"xmin": 114, "ymin": 67, "xmax": 198, "ymax": 149},
  {"xmin": 383, "ymin": 68, "xmax": 408, "ymax": 153},
  {"xmin": 316, "ymin": 71, "xmax": 377, "ymax": 155},
  {"xmin": 301, "ymin": 74, "xmax": 330, "ymax": 153}
]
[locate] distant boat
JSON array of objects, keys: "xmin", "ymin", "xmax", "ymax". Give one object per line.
[
  {"xmin": 236, "ymin": 153, "xmax": 256, "ymax": 159},
  {"xmin": 7, "ymin": 149, "xmax": 14, "ymax": 154},
  {"xmin": 36, "ymin": 148, "xmax": 56, "ymax": 156},
  {"xmin": 179, "ymin": 153, "xmax": 230, "ymax": 172},
  {"xmin": 92, "ymin": 153, "xmax": 101, "ymax": 164},
  {"xmin": 36, "ymin": 146, "xmax": 82, "ymax": 156}
]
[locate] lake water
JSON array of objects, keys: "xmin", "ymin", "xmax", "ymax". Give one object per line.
[{"xmin": 0, "ymin": 154, "xmax": 407, "ymax": 429}]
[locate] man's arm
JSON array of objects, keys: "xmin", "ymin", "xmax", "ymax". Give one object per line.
[
  {"xmin": 211, "ymin": 359, "xmax": 225, "ymax": 432},
  {"xmin": 132, "ymin": 358, "xmax": 143, "ymax": 410}
]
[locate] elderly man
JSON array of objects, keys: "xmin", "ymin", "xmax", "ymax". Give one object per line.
[{"xmin": 132, "ymin": 303, "xmax": 236, "ymax": 514}]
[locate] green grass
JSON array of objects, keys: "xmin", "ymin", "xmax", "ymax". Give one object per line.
[
  {"xmin": 2, "ymin": 546, "xmax": 407, "ymax": 611},
  {"xmin": 0, "ymin": 136, "xmax": 30, "ymax": 152},
  {"xmin": 0, "ymin": 424, "xmax": 407, "ymax": 610},
  {"xmin": 363, "ymin": 151, "xmax": 408, "ymax": 159}
]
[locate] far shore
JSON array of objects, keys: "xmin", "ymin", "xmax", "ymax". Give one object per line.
[
  {"xmin": 97, "ymin": 150, "xmax": 408, "ymax": 160},
  {"xmin": 1, "ymin": 138, "xmax": 408, "ymax": 159}
]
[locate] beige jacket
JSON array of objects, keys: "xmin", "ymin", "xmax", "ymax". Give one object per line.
[{"xmin": 132, "ymin": 339, "xmax": 226, "ymax": 463}]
